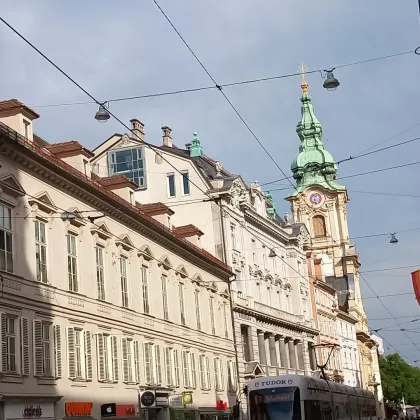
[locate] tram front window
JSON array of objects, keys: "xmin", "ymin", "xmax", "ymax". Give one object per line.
[{"xmin": 249, "ymin": 387, "xmax": 301, "ymax": 420}]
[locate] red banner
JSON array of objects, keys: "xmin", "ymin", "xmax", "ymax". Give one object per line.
[{"xmin": 411, "ymin": 270, "xmax": 420, "ymax": 306}]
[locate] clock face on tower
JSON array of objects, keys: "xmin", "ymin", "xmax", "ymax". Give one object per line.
[{"xmin": 307, "ymin": 191, "xmax": 324, "ymax": 207}]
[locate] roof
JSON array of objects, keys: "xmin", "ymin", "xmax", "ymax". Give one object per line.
[
  {"xmin": 46, "ymin": 141, "xmax": 94, "ymax": 158},
  {"xmin": 0, "ymin": 119, "xmax": 231, "ymax": 276},
  {"xmin": 173, "ymin": 224, "xmax": 204, "ymax": 238},
  {"xmin": 0, "ymin": 99, "xmax": 40, "ymax": 119},
  {"xmin": 98, "ymin": 174, "xmax": 138, "ymax": 190},
  {"xmin": 33, "ymin": 134, "xmax": 49, "ymax": 147},
  {"xmin": 136, "ymin": 202, "xmax": 174, "ymax": 216}
]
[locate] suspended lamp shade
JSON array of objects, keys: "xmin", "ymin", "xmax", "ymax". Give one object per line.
[
  {"xmin": 95, "ymin": 104, "xmax": 110, "ymax": 122},
  {"xmin": 389, "ymin": 233, "xmax": 398, "ymax": 244},
  {"xmin": 323, "ymin": 71, "xmax": 340, "ymax": 91}
]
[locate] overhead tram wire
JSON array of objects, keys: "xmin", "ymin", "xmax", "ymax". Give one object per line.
[
  {"xmin": 151, "ymin": 0, "xmax": 296, "ymax": 191},
  {"xmin": 2, "ymin": 15, "xmax": 415, "ymax": 363},
  {"xmin": 30, "ymin": 48, "xmax": 417, "ymax": 109}
]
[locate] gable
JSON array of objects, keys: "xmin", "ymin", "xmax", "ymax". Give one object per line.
[
  {"xmin": 138, "ymin": 244, "xmax": 154, "ymax": 261},
  {"xmin": 34, "ymin": 191, "xmax": 55, "ymax": 207},
  {"xmin": 91, "ymin": 133, "xmax": 143, "ymax": 162},
  {"xmin": 0, "ymin": 174, "xmax": 25, "ymax": 196},
  {"xmin": 28, "ymin": 191, "xmax": 56, "ymax": 214},
  {"xmin": 176, "ymin": 265, "xmax": 189, "ymax": 278},
  {"xmin": 116, "ymin": 233, "xmax": 135, "ymax": 251},
  {"xmin": 159, "ymin": 255, "xmax": 173, "ymax": 270}
]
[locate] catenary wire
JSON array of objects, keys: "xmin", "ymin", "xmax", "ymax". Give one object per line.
[
  {"xmin": 30, "ymin": 49, "xmax": 417, "ymax": 108},
  {"xmin": 2, "ymin": 14, "xmax": 414, "ymax": 363},
  {"xmin": 151, "ymin": 0, "xmax": 296, "ymax": 190}
]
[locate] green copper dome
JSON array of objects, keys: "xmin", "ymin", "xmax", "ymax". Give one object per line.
[{"xmin": 290, "ymin": 82, "xmax": 345, "ymax": 195}]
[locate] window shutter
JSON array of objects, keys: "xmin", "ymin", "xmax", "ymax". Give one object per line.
[
  {"xmin": 199, "ymin": 355, "xmax": 205, "ymax": 389},
  {"xmin": 0, "ymin": 313, "xmax": 5, "ymax": 372},
  {"xmin": 121, "ymin": 338, "xmax": 129, "ymax": 383},
  {"xmin": 54, "ymin": 325, "xmax": 62, "ymax": 378},
  {"xmin": 191, "ymin": 353, "xmax": 197, "ymax": 388},
  {"xmin": 111, "ymin": 336, "xmax": 119, "ymax": 382},
  {"xmin": 174, "ymin": 349, "xmax": 180, "ymax": 386},
  {"xmin": 143, "ymin": 343, "xmax": 152, "ymax": 384},
  {"xmin": 233, "ymin": 361, "xmax": 237, "ymax": 390},
  {"xmin": 20, "ymin": 317, "xmax": 30, "ymax": 375},
  {"xmin": 33, "ymin": 320, "xmax": 43, "ymax": 376},
  {"xmin": 155, "ymin": 344, "xmax": 162, "ymax": 385},
  {"xmin": 66, "ymin": 327, "xmax": 76, "ymax": 379},
  {"xmin": 133, "ymin": 340, "xmax": 141, "ymax": 384},
  {"xmin": 205, "ymin": 356, "xmax": 211, "ymax": 390},
  {"xmin": 214, "ymin": 358, "xmax": 219, "ymax": 390},
  {"xmin": 164, "ymin": 347, "xmax": 172, "ymax": 386},
  {"xmin": 84, "ymin": 331, "xmax": 93, "ymax": 380},
  {"xmin": 96, "ymin": 333, "xmax": 105, "ymax": 381},
  {"xmin": 219, "ymin": 359, "xmax": 225, "ymax": 391},
  {"xmin": 182, "ymin": 351, "xmax": 189, "ymax": 387}
]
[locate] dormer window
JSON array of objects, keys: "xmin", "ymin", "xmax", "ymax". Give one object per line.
[
  {"xmin": 109, "ymin": 147, "xmax": 145, "ymax": 187},
  {"xmin": 23, "ymin": 119, "xmax": 30, "ymax": 139}
]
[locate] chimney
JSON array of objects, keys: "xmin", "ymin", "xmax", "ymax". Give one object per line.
[
  {"xmin": 130, "ymin": 119, "xmax": 145, "ymax": 142},
  {"xmin": 161, "ymin": 126, "xmax": 173, "ymax": 147}
]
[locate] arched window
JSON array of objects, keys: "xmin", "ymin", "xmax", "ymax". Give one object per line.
[{"xmin": 313, "ymin": 215, "xmax": 326, "ymax": 237}]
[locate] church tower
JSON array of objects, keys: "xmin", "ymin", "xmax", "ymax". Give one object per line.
[{"xmin": 285, "ymin": 78, "xmax": 379, "ymax": 392}]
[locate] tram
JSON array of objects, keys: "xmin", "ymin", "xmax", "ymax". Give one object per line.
[{"xmin": 246, "ymin": 375, "xmax": 377, "ymax": 420}]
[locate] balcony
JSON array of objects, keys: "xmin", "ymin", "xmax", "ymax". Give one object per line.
[{"xmin": 254, "ymin": 301, "xmax": 304, "ymax": 324}]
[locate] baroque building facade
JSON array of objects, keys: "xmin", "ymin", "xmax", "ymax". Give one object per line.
[
  {"xmin": 0, "ymin": 100, "xmax": 237, "ymax": 420},
  {"xmin": 285, "ymin": 80, "xmax": 384, "ymax": 415},
  {"xmin": 90, "ymin": 122, "xmax": 319, "ymax": 418}
]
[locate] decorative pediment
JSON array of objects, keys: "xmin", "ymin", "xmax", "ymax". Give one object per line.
[
  {"xmin": 220, "ymin": 287, "xmax": 229, "ymax": 299},
  {"xmin": 265, "ymin": 274, "xmax": 274, "ymax": 284},
  {"xmin": 158, "ymin": 255, "xmax": 173, "ymax": 270},
  {"xmin": 90, "ymin": 221, "xmax": 113, "ymax": 240},
  {"xmin": 243, "ymin": 361, "xmax": 265, "ymax": 378},
  {"xmin": 138, "ymin": 244, "xmax": 154, "ymax": 261},
  {"xmin": 116, "ymin": 233, "xmax": 135, "ymax": 251},
  {"xmin": 65, "ymin": 207, "xmax": 87, "ymax": 227},
  {"xmin": 0, "ymin": 174, "xmax": 26, "ymax": 197},
  {"xmin": 191, "ymin": 273, "xmax": 204, "ymax": 285},
  {"xmin": 28, "ymin": 191, "xmax": 56, "ymax": 214},
  {"xmin": 284, "ymin": 283, "xmax": 292, "ymax": 292},
  {"xmin": 205, "ymin": 281, "xmax": 218, "ymax": 292},
  {"xmin": 254, "ymin": 269, "xmax": 264, "ymax": 279},
  {"xmin": 176, "ymin": 265, "xmax": 189, "ymax": 279}
]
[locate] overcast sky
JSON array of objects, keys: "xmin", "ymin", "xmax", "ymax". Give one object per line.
[{"xmin": 1, "ymin": 0, "xmax": 419, "ymax": 363}]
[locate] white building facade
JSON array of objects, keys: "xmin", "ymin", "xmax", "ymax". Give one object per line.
[
  {"xmin": 90, "ymin": 124, "xmax": 319, "ymax": 418},
  {"xmin": 0, "ymin": 100, "xmax": 237, "ymax": 420}
]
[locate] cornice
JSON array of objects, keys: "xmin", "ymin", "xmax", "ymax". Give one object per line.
[
  {"xmin": 0, "ymin": 131, "xmax": 232, "ymax": 280},
  {"xmin": 234, "ymin": 305, "xmax": 319, "ymax": 336},
  {"xmin": 336, "ymin": 310, "xmax": 358, "ymax": 324}
]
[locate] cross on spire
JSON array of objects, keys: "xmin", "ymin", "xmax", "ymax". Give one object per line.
[{"xmin": 298, "ymin": 62, "xmax": 309, "ymax": 93}]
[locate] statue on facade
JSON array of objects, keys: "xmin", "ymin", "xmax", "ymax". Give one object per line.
[{"xmin": 284, "ymin": 212, "xmax": 292, "ymax": 225}]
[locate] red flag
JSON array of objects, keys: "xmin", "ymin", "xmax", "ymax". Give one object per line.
[{"xmin": 411, "ymin": 270, "xmax": 420, "ymax": 305}]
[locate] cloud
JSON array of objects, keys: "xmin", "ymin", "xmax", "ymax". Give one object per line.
[{"xmin": 0, "ymin": 0, "xmax": 419, "ymax": 360}]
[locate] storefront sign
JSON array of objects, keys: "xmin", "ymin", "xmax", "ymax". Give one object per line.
[
  {"xmin": 155, "ymin": 397, "xmax": 169, "ymax": 408},
  {"xmin": 168, "ymin": 395, "xmax": 183, "ymax": 409},
  {"xmin": 23, "ymin": 406, "xmax": 43, "ymax": 418},
  {"xmin": 101, "ymin": 403, "xmax": 116, "ymax": 418},
  {"xmin": 5, "ymin": 403, "xmax": 54, "ymax": 420},
  {"xmin": 116, "ymin": 405, "xmax": 136, "ymax": 417},
  {"xmin": 140, "ymin": 391, "xmax": 156, "ymax": 408},
  {"xmin": 65, "ymin": 402, "xmax": 93, "ymax": 417},
  {"xmin": 182, "ymin": 393, "xmax": 193, "ymax": 405}
]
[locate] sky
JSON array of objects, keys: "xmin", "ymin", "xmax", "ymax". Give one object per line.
[{"xmin": 0, "ymin": 0, "xmax": 419, "ymax": 363}]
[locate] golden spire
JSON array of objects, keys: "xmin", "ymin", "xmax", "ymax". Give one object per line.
[{"xmin": 298, "ymin": 62, "xmax": 309, "ymax": 94}]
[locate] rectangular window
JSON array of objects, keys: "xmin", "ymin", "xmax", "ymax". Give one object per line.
[
  {"xmin": 161, "ymin": 275, "xmax": 169, "ymax": 321},
  {"xmin": 120, "ymin": 257, "xmax": 129, "ymax": 308},
  {"xmin": 227, "ymin": 360, "xmax": 237, "ymax": 391},
  {"xmin": 109, "ymin": 147, "xmax": 145, "ymax": 187},
  {"xmin": 24, "ymin": 120, "xmax": 30, "ymax": 138},
  {"xmin": 67, "ymin": 327, "xmax": 92, "ymax": 381},
  {"xmin": 179, "ymin": 283, "xmax": 186, "ymax": 325},
  {"xmin": 181, "ymin": 171, "xmax": 190, "ymax": 195},
  {"xmin": 223, "ymin": 303, "xmax": 229, "ymax": 339},
  {"xmin": 35, "ymin": 220, "xmax": 47, "ymax": 283},
  {"xmin": 34, "ymin": 320, "xmax": 59, "ymax": 378},
  {"xmin": 0, "ymin": 204, "xmax": 13, "ymax": 273},
  {"xmin": 5, "ymin": 315, "xmax": 17, "ymax": 373},
  {"xmin": 41, "ymin": 322, "xmax": 52, "ymax": 376},
  {"xmin": 214, "ymin": 357, "xmax": 224, "ymax": 391},
  {"xmin": 142, "ymin": 266, "xmax": 150, "ymax": 314},
  {"xmin": 240, "ymin": 326, "xmax": 251, "ymax": 362},
  {"xmin": 209, "ymin": 298, "xmax": 216, "ymax": 335},
  {"xmin": 121, "ymin": 337, "xmax": 136, "ymax": 383},
  {"xmin": 182, "ymin": 351, "xmax": 197, "ymax": 388},
  {"xmin": 95, "ymin": 246, "xmax": 105, "ymax": 301},
  {"xmin": 167, "ymin": 173, "xmax": 176, "ymax": 197},
  {"xmin": 194, "ymin": 290, "xmax": 201, "ymax": 330},
  {"xmin": 143, "ymin": 342, "xmax": 162, "ymax": 385},
  {"xmin": 230, "ymin": 224, "xmax": 236, "ymax": 250},
  {"xmin": 199, "ymin": 354, "xmax": 211, "ymax": 390},
  {"xmin": 67, "ymin": 234, "xmax": 78, "ymax": 292}
]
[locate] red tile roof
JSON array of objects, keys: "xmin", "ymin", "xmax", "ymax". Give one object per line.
[
  {"xmin": 173, "ymin": 224, "xmax": 204, "ymax": 238},
  {"xmin": 46, "ymin": 141, "xmax": 94, "ymax": 158},
  {"xmin": 98, "ymin": 174, "xmax": 138, "ymax": 190},
  {"xmin": 136, "ymin": 202, "xmax": 174, "ymax": 216},
  {"xmin": 33, "ymin": 134, "xmax": 49, "ymax": 147},
  {"xmin": 0, "ymin": 99, "xmax": 39, "ymax": 119}
]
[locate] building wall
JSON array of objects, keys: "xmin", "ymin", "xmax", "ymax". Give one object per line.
[
  {"xmin": 0, "ymin": 134, "xmax": 236, "ymax": 420},
  {"xmin": 337, "ymin": 318, "xmax": 360, "ymax": 387}
]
